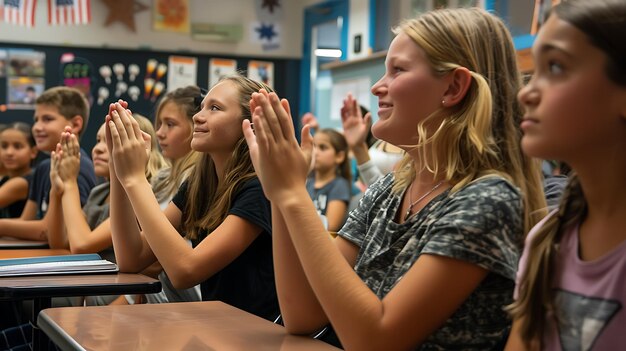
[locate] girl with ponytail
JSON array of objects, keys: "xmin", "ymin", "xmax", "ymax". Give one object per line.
[
  {"xmin": 244, "ymin": 7, "xmax": 545, "ymax": 350},
  {"xmin": 507, "ymin": 0, "xmax": 626, "ymax": 349}
]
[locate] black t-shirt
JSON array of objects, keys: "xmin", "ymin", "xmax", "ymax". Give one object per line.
[
  {"xmin": 0, "ymin": 172, "xmax": 33, "ymax": 218},
  {"xmin": 172, "ymin": 177, "xmax": 278, "ymax": 321}
]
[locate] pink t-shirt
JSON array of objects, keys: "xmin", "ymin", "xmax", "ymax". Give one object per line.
[{"xmin": 516, "ymin": 214, "xmax": 626, "ymax": 350}]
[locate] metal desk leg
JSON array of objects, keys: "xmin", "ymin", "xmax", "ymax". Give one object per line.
[{"xmin": 32, "ymin": 298, "xmax": 52, "ymax": 351}]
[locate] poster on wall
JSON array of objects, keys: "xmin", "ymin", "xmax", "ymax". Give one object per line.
[
  {"xmin": 6, "ymin": 50, "xmax": 46, "ymax": 109},
  {"xmin": 247, "ymin": 60, "xmax": 274, "ymax": 88},
  {"xmin": 7, "ymin": 50, "xmax": 45, "ymax": 77},
  {"xmin": 167, "ymin": 55, "xmax": 197, "ymax": 91},
  {"xmin": 7, "ymin": 77, "xmax": 45, "ymax": 109},
  {"xmin": 60, "ymin": 56, "xmax": 97, "ymax": 106},
  {"xmin": 153, "ymin": 0, "xmax": 190, "ymax": 33},
  {"xmin": 531, "ymin": 0, "xmax": 561, "ymax": 34},
  {"xmin": 209, "ymin": 58, "xmax": 237, "ymax": 88},
  {"xmin": 0, "ymin": 50, "xmax": 7, "ymax": 77}
]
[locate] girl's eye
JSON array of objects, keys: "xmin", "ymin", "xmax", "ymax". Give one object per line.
[
  {"xmin": 548, "ymin": 61, "xmax": 564, "ymax": 75},
  {"xmin": 210, "ymin": 105, "xmax": 220, "ymax": 111},
  {"xmin": 167, "ymin": 122, "xmax": 175, "ymax": 128}
]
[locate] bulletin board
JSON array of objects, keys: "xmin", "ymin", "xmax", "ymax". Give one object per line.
[{"xmin": 0, "ymin": 42, "xmax": 300, "ymax": 154}]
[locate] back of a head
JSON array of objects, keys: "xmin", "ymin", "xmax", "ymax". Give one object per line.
[
  {"xmin": 553, "ymin": 0, "xmax": 626, "ymax": 87},
  {"xmin": 156, "ymin": 85, "xmax": 202, "ymax": 127},
  {"xmin": 36, "ymin": 86, "xmax": 90, "ymax": 136},
  {"xmin": 133, "ymin": 113, "xmax": 168, "ymax": 181}
]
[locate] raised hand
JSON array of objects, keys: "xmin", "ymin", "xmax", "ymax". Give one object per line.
[
  {"xmin": 301, "ymin": 112, "xmax": 319, "ymax": 133},
  {"xmin": 243, "ymin": 89, "xmax": 313, "ymax": 203},
  {"xmin": 107, "ymin": 102, "xmax": 150, "ymax": 189},
  {"xmin": 340, "ymin": 93, "xmax": 371, "ymax": 149}
]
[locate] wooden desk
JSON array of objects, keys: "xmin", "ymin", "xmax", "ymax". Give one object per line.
[
  {"xmin": 0, "ymin": 273, "xmax": 161, "ymax": 351},
  {"xmin": 0, "ymin": 236, "xmax": 48, "ymax": 249},
  {"xmin": 0, "ymin": 249, "xmax": 70, "ymax": 259},
  {"xmin": 38, "ymin": 301, "xmax": 341, "ymax": 351}
]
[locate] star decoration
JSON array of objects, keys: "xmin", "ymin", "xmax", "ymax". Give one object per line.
[
  {"xmin": 261, "ymin": 0, "xmax": 280, "ymax": 14},
  {"xmin": 256, "ymin": 23, "xmax": 277, "ymax": 41},
  {"xmin": 102, "ymin": 0, "xmax": 149, "ymax": 32}
]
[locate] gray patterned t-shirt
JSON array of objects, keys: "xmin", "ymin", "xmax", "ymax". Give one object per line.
[{"xmin": 338, "ymin": 174, "xmax": 522, "ymax": 350}]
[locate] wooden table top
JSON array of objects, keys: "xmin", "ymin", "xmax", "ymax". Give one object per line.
[
  {"xmin": 0, "ymin": 273, "xmax": 161, "ymax": 300},
  {"xmin": 39, "ymin": 301, "xmax": 341, "ymax": 351},
  {"xmin": 0, "ymin": 249, "xmax": 70, "ymax": 259},
  {"xmin": 0, "ymin": 236, "xmax": 48, "ymax": 249}
]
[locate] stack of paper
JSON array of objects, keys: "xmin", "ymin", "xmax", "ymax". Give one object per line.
[{"xmin": 0, "ymin": 254, "xmax": 118, "ymax": 277}]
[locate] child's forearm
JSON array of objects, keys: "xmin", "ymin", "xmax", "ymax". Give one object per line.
[
  {"xmin": 0, "ymin": 218, "xmax": 47, "ymax": 241},
  {"xmin": 46, "ymin": 188, "xmax": 68, "ymax": 249}
]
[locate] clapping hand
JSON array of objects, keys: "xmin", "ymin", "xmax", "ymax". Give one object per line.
[
  {"xmin": 106, "ymin": 102, "xmax": 151, "ymax": 189},
  {"xmin": 243, "ymin": 89, "xmax": 313, "ymax": 203},
  {"xmin": 50, "ymin": 127, "xmax": 81, "ymax": 195}
]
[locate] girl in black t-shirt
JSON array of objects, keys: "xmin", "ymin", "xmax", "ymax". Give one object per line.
[{"xmin": 106, "ymin": 74, "xmax": 278, "ymax": 321}]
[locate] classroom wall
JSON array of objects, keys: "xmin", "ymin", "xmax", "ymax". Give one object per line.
[{"xmin": 0, "ymin": 0, "xmax": 314, "ymax": 59}]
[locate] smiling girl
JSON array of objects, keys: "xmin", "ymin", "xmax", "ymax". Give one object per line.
[{"xmin": 107, "ymin": 75, "xmax": 279, "ymax": 321}]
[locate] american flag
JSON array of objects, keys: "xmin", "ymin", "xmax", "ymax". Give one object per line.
[
  {"xmin": 48, "ymin": 0, "xmax": 90, "ymax": 25},
  {"xmin": 2, "ymin": 0, "xmax": 37, "ymax": 27}
]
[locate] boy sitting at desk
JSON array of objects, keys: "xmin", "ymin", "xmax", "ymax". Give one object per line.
[{"xmin": 0, "ymin": 86, "xmax": 96, "ymax": 241}]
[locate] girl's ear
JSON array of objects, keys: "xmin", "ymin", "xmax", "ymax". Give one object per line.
[
  {"xmin": 29, "ymin": 146, "xmax": 38, "ymax": 160},
  {"xmin": 441, "ymin": 67, "xmax": 472, "ymax": 107},
  {"xmin": 335, "ymin": 150, "xmax": 346, "ymax": 165}
]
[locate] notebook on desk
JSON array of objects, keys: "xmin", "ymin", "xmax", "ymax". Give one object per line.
[{"xmin": 0, "ymin": 253, "xmax": 118, "ymax": 277}]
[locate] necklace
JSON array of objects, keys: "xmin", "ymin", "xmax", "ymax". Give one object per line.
[{"xmin": 403, "ymin": 180, "xmax": 444, "ymax": 221}]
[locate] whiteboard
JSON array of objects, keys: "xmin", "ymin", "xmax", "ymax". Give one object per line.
[{"xmin": 330, "ymin": 77, "xmax": 371, "ymax": 121}]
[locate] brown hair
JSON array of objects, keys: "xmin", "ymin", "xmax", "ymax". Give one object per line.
[
  {"xmin": 151, "ymin": 86, "xmax": 201, "ymax": 203},
  {"xmin": 507, "ymin": 0, "xmax": 626, "ymax": 344},
  {"xmin": 182, "ymin": 74, "xmax": 273, "ymax": 240},
  {"xmin": 316, "ymin": 128, "xmax": 351, "ymax": 183},
  {"xmin": 36, "ymin": 86, "xmax": 89, "ymax": 136}
]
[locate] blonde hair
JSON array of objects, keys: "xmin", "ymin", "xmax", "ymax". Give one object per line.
[
  {"xmin": 36, "ymin": 86, "xmax": 90, "ymax": 137},
  {"xmin": 391, "ymin": 8, "xmax": 546, "ymax": 234},
  {"xmin": 132, "ymin": 113, "xmax": 169, "ymax": 182},
  {"xmin": 316, "ymin": 128, "xmax": 351, "ymax": 182},
  {"xmin": 182, "ymin": 74, "xmax": 273, "ymax": 240},
  {"xmin": 507, "ymin": 0, "xmax": 626, "ymax": 344},
  {"xmin": 151, "ymin": 86, "xmax": 201, "ymax": 203}
]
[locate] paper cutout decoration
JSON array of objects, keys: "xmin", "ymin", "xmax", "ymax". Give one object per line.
[
  {"xmin": 152, "ymin": 81, "xmax": 165, "ymax": 101},
  {"xmin": 144, "ymin": 77, "xmax": 155, "ymax": 99},
  {"xmin": 128, "ymin": 64, "xmax": 140, "ymax": 81},
  {"xmin": 102, "ymin": 0, "xmax": 149, "ymax": 32},
  {"xmin": 128, "ymin": 86, "xmax": 140, "ymax": 101},
  {"xmin": 146, "ymin": 59, "xmax": 158, "ymax": 77},
  {"xmin": 60, "ymin": 56, "xmax": 95, "ymax": 106},
  {"xmin": 247, "ymin": 60, "xmax": 274, "ymax": 88},
  {"xmin": 115, "ymin": 81, "xmax": 128, "ymax": 97},
  {"xmin": 156, "ymin": 63, "xmax": 167, "ymax": 80},
  {"xmin": 153, "ymin": 0, "xmax": 190, "ymax": 33},
  {"xmin": 97, "ymin": 86, "xmax": 109, "ymax": 105},
  {"xmin": 112, "ymin": 63, "xmax": 125, "ymax": 81},
  {"xmin": 99, "ymin": 65, "xmax": 112, "ymax": 84}
]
